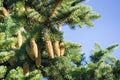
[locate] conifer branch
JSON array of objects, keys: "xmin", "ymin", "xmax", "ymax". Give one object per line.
[
  {"xmin": 25, "ymin": 0, "xmax": 47, "ymax": 18},
  {"xmin": 50, "ymin": 0, "xmax": 63, "ymax": 18}
]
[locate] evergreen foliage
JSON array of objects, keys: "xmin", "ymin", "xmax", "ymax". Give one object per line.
[{"xmin": 0, "ymin": 0, "xmax": 119, "ymax": 80}]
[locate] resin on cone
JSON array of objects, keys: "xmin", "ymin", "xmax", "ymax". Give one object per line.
[
  {"xmin": 23, "ymin": 62, "xmax": 29, "ymax": 77},
  {"xmin": 53, "ymin": 41, "xmax": 60, "ymax": 57},
  {"xmin": 45, "ymin": 40, "xmax": 54, "ymax": 59}
]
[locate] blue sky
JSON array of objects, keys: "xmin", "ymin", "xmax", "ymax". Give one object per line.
[{"xmin": 62, "ymin": 0, "xmax": 120, "ymax": 60}]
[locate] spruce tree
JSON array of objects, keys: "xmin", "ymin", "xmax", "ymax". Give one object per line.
[{"xmin": 0, "ymin": 0, "xmax": 120, "ymax": 80}]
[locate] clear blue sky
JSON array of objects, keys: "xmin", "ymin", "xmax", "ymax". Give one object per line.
[{"xmin": 62, "ymin": 0, "xmax": 120, "ymax": 60}]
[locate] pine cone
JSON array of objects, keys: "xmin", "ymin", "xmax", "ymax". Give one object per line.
[
  {"xmin": 2, "ymin": 7, "xmax": 8, "ymax": 16},
  {"xmin": 60, "ymin": 41, "xmax": 65, "ymax": 56},
  {"xmin": 45, "ymin": 40, "xmax": 54, "ymax": 59},
  {"xmin": 57, "ymin": 23, "xmax": 62, "ymax": 31},
  {"xmin": 30, "ymin": 38, "xmax": 38, "ymax": 59},
  {"xmin": 23, "ymin": 62, "xmax": 29, "ymax": 77},
  {"xmin": 26, "ymin": 44, "xmax": 35, "ymax": 60},
  {"xmin": 17, "ymin": 31, "xmax": 22, "ymax": 47},
  {"xmin": 53, "ymin": 41, "xmax": 60, "ymax": 57},
  {"xmin": 35, "ymin": 52, "xmax": 41, "ymax": 68}
]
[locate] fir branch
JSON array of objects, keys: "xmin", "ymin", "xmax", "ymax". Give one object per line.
[
  {"xmin": 0, "ymin": 66, "xmax": 7, "ymax": 79},
  {"xmin": 0, "ymin": 51, "xmax": 16, "ymax": 64},
  {"xmin": 71, "ymin": 0, "xmax": 85, "ymax": 6},
  {"xmin": 50, "ymin": 0, "xmax": 63, "ymax": 18},
  {"xmin": 26, "ymin": 9, "xmax": 46, "ymax": 23},
  {"xmin": 25, "ymin": 0, "xmax": 47, "ymax": 17}
]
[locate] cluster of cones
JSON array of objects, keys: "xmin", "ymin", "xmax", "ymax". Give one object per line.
[
  {"xmin": 26, "ymin": 38, "xmax": 41, "ymax": 68},
  {"xmin": 45, "ymin": 40, "xmax": 65, "ymax": 58},
  {"xmin": 1, "ymin": 6, "xmax": 65, "ymax": 77},
  {"xmin": 24, "ymin": 38, "xmax": 65, "ymax": 77},
  {"xmin": 16, "ymin": 21, "xmax": 40, "ymax": 77},
  {"xmin": 25, "ymin": 38, "xmax": 65, "ymax": 65}
]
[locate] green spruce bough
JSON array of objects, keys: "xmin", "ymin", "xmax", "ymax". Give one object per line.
[{"xmin": 0, "ymin": 0, "xmax": 119, "ymax": 80}]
